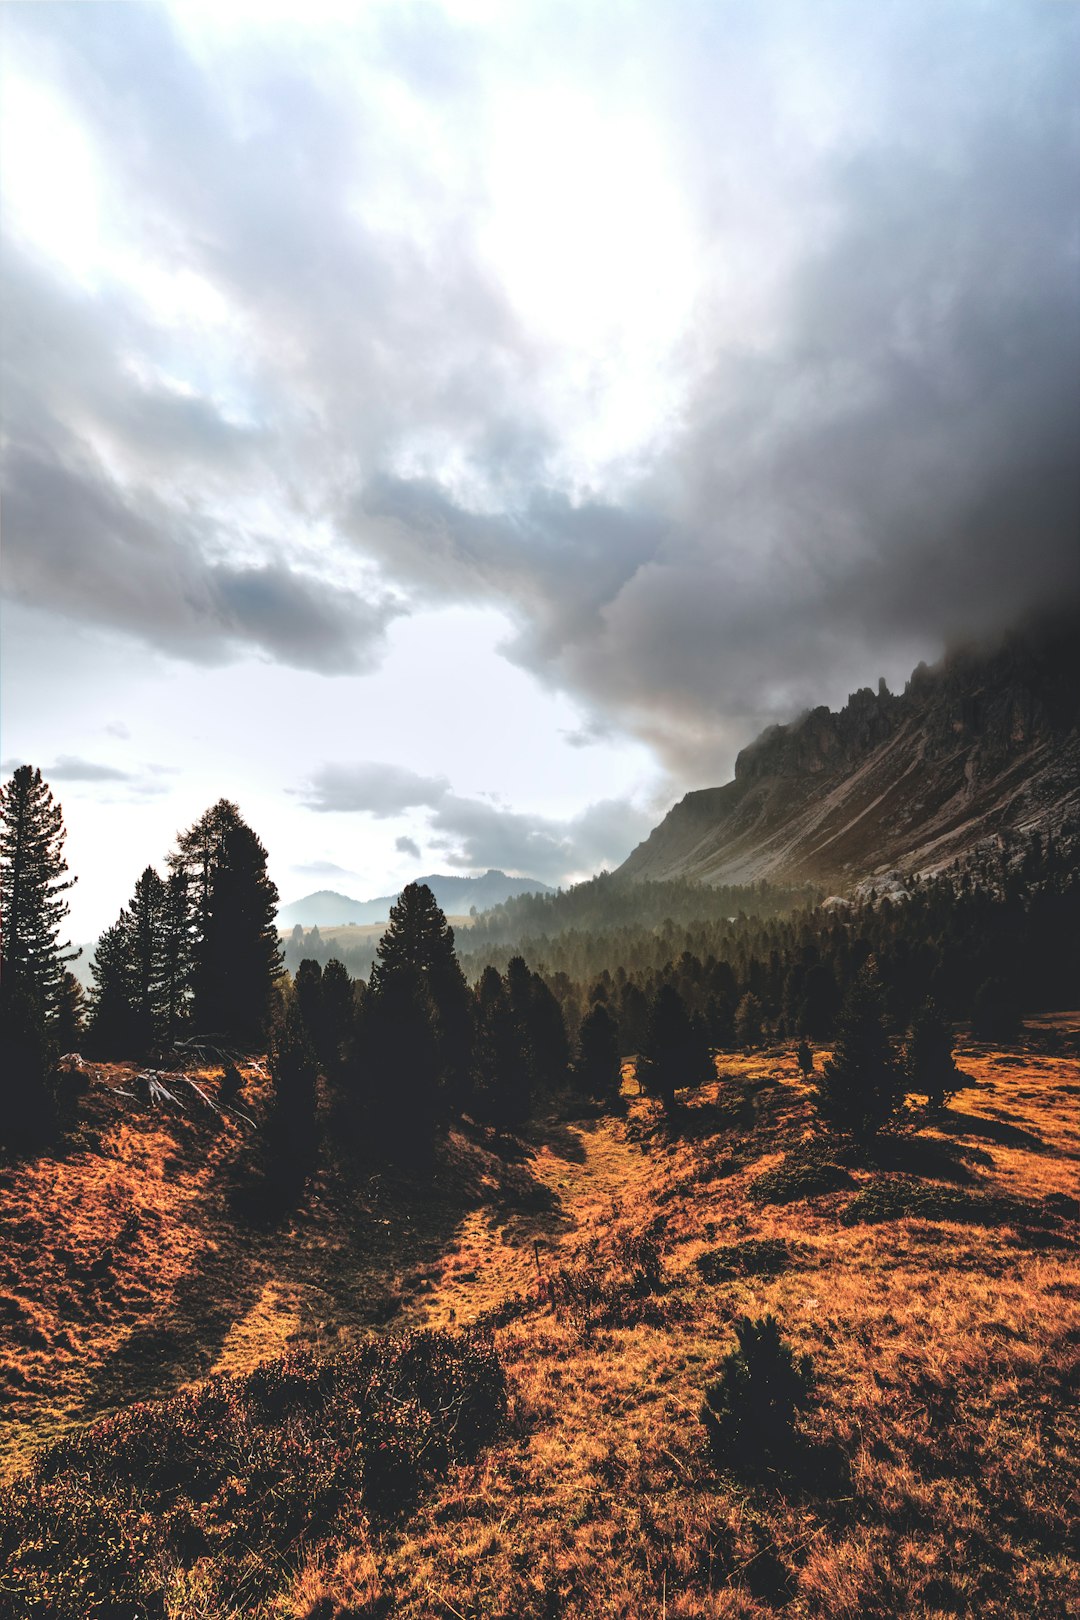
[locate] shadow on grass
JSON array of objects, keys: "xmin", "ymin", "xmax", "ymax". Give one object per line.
[{"xmin": 943, "ymin": 1108, "xmax": 1049, "ymax": 1153}]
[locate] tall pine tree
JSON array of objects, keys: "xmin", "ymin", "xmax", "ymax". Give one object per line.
[
  {"xmin": 1, "ymin": 765, "xmax": 76, "ymax": 1019},
  {"xmin": 814, "ymin": 960, "xmax": 903, "ymax": 1139}
]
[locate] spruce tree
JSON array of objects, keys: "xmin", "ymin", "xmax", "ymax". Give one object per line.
[
  {"xmin": 906, "ymin": 999, "xmax": 958, "ymax": 1113},
  {"xmin": 266, "ymin": 998, "xmax": 319, "ymax": 1194},
  {"xmin": 573, "ymin": 1001, "xmax": 622, "ymax": 1108},
  {"xmin": 734, "ymin": 991, "xmax": 764, "ymax": 1049},
  {"xmin": 170, "ymin": 804, "xmax": 282, "ymax": 1046},
  {"xmin": 87, "ymin": 916, "xmax": 137, "ymax": 1056},
  {"xmin": 814, "ymin": 960, "xmax": 903, "ymax": 1139},
  {"xmin": 637, "ymin": 984, "xmax": 712, "ymax": 1114},
  {"xmin": 1, "ymin": 765, "xmax": 76, "ymax": 1019},
  {"xmin": 472, "ymin": 965, "xmax": 531, "ymax": 1130},
  {"xmin": 127, "ymin": 867, "xmax": 168, "ymax": 1052},
  {"xmin": 370, "ymin": 883, "xmax": 473, "ymax": 1110}
]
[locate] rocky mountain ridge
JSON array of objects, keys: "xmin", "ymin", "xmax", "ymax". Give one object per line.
[
  {"xmin": 278, "ymin": 869, "xmax": 554, "ymax": 929},
  {"xmin": 619, "ymin": 617, "xmax": 1080, "ymax": 892}
]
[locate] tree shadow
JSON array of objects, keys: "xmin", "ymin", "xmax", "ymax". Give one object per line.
[
  {"xmin": 872, "ymin": 1134, "xmax": 993, "ymax": 1183},
  {"xmin": 943, "ymin": 1108, "xmax": 1048, "ymax": 1153}
]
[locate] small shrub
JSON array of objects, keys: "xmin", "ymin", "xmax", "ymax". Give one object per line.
[
  {"xmin": 701, "ymin": 1314, "xmax": 814, "ymax": 1467},
  {"xmin": 838, "ymin": 1176, "xmax": 1060, "ymax": 1230},
  {"xmin": 748, "ymin": 1141, "xmax": 854, "ymax": 1205},
  {"xmin": 546, "ymin": 1227, "xmax": 669, "ymax": 1331},
  {"xmin": 697, "ymin": 1238, "xmax": 792, "ymax": 1283}
]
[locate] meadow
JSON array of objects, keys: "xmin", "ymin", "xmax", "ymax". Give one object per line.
[{"xmin": 1, "ymin": 1027, "xmax": 1077, "ymax": 1617}]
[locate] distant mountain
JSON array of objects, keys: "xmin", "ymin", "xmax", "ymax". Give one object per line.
[
  {"xmin": 619, "ymin": 616, "xmax": 1080, "ymax": 893},
  {"xmin": 278, "ymin": 870, "xmax": 554, "ymax": 929}
]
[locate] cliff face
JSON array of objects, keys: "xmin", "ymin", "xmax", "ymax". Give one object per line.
[{"xmin": 619, "ymin": 618, "xmax": 1080, "ymax": 891}]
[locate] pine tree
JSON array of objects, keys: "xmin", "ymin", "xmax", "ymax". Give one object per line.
[
  {"xmin": 1, "ymin": 765, "xmax": 76, "ymax": 1019},
  {"xmin": 266, "ymin": 999, "xmax": 319, "ymax": 1195},
  {"xmin": 573, "ymin": 1001, "xmax": 622, "ymax": 1107},
  {"xmin": 0, "ymin": 979, "xmax": 58, "ymax": 1147},
  {"xmin": 371, "ymin": 883, "xmax": 473, "ymax": 1110},
  {"xmin": 471, "ymin": 965, "xmax": 531, "ymax": 1130},
  {"xmin": 637, "ymin": 984, "xmax": 712, "ymax": 1114},
  {"xmin": 796, "ymin": 1038, "xmax": 814, "ymax": 1078},
  {"xmin": 88, "ymin": 916, "xmax": 137, "ymax": 1056},
  {"xmin": 54, "ymin": 971, "xmax": 85, "ymax": 1053},
  {"xmin": 906, "ymin": 999, "xmax": 958, "ymax": 1113},
  {"xmin": 170, "ymin": 804, "xmax": 282, "ymax": 1046},
  {"xmin": 814, "ymin": 960, "xmax": 903, "ymax": 1139},
  {"xmin": 127, "ymin": 867, "xmax": 168, "ymax": 1053},
  {"xmin": 159, "ymin": 870, "xmax": 191, "ymax": 1045},
  {"xmin": 734, "ymin": 991, "xmax": 764, "ymax": 1049}
]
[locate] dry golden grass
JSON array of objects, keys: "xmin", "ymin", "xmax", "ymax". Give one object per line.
[{"xmin": 2, "ymin": 1034, "xmax": 1078, "ymax": 1616}]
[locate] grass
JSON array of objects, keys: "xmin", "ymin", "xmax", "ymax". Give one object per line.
[{"xmin": 1, "ymin": 1035, "xmax": 1078, "ymax": 1615}]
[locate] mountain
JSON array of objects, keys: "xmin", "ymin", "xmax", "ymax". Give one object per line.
[
  {"xmin": 619, "ymin": 617, "xmax": 1080, "ymax": 892},
  {"xmin": 278, "ymin": 870, "xmax": 554, "ymax": 929}
]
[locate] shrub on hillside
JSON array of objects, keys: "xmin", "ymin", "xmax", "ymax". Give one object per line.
[
  {"xmin": 696, "ymin": 1237, "xmax": 792, "ymax": 1283},
  {"xmin": 701, "ymin": 1314, "xmax": 814, "ymax": 1467},
  {"xmin": 0, "ymin": 1327, "xmax": 506, "ymax": 1619},
  {"xmin": 748, "ymin": 1140, "xmax": 855, "ymax": 1205}
]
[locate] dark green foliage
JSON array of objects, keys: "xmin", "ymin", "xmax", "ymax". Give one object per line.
[
  {"xmin": 371, "ymin": 883, "xmax": 474, "ymax": 1113},
  {"xmin": 748, "ymin": 1141, "xmax": 855, "ymax": 1204},
  {"xmin": 796, "ymin": 963, "xmax": 841, "ymax": 1039},
  {"xmin": 971, "ymin": 976, "xmax": 1022, "ymax": 1043},
  {"xmin": 906, "ymin": 999, "xmax": 959, "ymax": 1112},
  {"xmin": 734, "ymin": 991, "xmax": 765, "ymax": 1048},
  {"xmin": 266, "ymin": 1000, "xmax": 319, "ymax": 1190},
  {"xmin": 471, "ymin": 965, "xmax": 531, "ymax": 1130},
  {"xmin": 506, "ymin": 954, "xmax": 569, "ymax": 1096},
  {"xmin": 0, "ymin": 980, "xmax": 58, "ymax": 1150},
  {"xmin": 813, "ymin": 960, "xmax": 904, "ymax": 1139},
  {"xmin": 796, "ymin": 1038, "xmax": 814, "ymax": 1077},
  {"xmin": 127, "ymin": 866, "xmax": 168, "ymax": 1052},
  {"xmin": 364, "ymin": 962, "xmax": 440, "ymax": 1163},
  {"xmin": 637, "ymin": 984, "xmax": 713, "ymax": 1114},
  {"xmin": 53, "ymin": 971, "xmax": 84, "ymax": 1053},
  {"xmin": 86, "ymin": 917, "xmax": 138, "ymax": 1056},
  {"xmin": 701, "ymin": 1314, "xmax": 814, "ymax": 1467},
  {"xmin": 696, "ymin": 1238, "xmax": 792, "ymax": 1283},
  {"xmin": 573, "ymin": 1001, "xmax": 622, "ymax": 1107},
  {"xmin": 0, "ymin": 764, "xmax": 76, "ymax": 1021},
  {"xmin": 0, "ymin": 1327, "xmax": 506, "ymax": 1618},
  {"xmin": 198, "ymin": 821, "xmax": 282, "ymax": 1045}
]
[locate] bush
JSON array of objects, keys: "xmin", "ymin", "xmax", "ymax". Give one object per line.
[
  {"xmin": 0, "ymin": 1327, "xmax": 506, "ymax": 1618},
  {"xmin": 701, "ymin": 1314, "xmax": 814, "ymax": 1467},
  {"xmin": 546, "ymin": 1226, "xmax": 669, "ymax": 1332},
  {"xmin": 696, "ymin": 1238, "xmax": 792, "ymax": 1283},
  {"xmin": 748, "ymin": 1141, "xmax": 855, "ymax": 1205}
]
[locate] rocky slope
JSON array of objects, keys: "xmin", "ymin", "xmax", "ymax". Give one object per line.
[{"xmin": 620, "ymin": 617, "xmax": 1080, "ymax": 891}]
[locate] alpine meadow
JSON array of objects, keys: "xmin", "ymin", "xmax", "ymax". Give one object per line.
[{"xmin": 1, "ymin": 3, "xmax": 1078, "ymax": 1617}]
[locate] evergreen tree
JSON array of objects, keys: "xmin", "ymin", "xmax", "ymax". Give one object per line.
[
  {"xmin": 573, "ymin": 1001, "xmax": 622, "ymax": 1107},
  {"xmin": 54, "ymin": 971, "xmax": 85, "ymax": 1053},
  {"xmin": 370, "ymin": 883, "xmax": 473, "ymax": 1110},
  {"xmin": 0, "ymin": 979, "xmax": 58, "ymax": 1148},
  {"xmin": 906, "ymin": 999, "xmax": 958, "ymax": 1113},
  {"xmin": 637, "ymin": 984, "xmax": 712, "ymax": 1114},
  {"xmin": 796, "ymin": 1038, "xmax": 814, "ymax": 1078},
  {"xmin": 171, "ymin": 807, "xmax": 281, "ymax": 1045},
  {"xmin": 472, "ymin": 965, "xmax": 531, "ymax": 1129},
  {"xmin": 734, "ymin": 991, "xmax": 764, "ymax": 1049},
  {"xmin": 364, "ymin": 963, "xmax": 439, "ymax": 1162},
  {"xmin": 797, "ymin": 963, "xmax": 840, "ymax": 1040},
  {"xmin": 318, "ymin": 958, "xmax": 355, "ymax": 1083},
  {"xmin": 971, "ymin": 976, "xmax": 1021, "ymax": 1044},
  {"xmin": 1, "ymin": 765, "xmax": 76, "ymax": 1019},
  {"xmin": 87, "ymin": 917, "xmax": 137, "ymax": 1056},
  {"xmin": 814, "ymin": 960, "xmax": 903, "ymax": 1139},
  {"xmin": 127, "ymin": 867, "xmax": 168, "ymax": 1052},
  {"xmin": 159, "ymin": 870, "xmax": 191, "ymax": 1044},
  {"xmin": 266, "ymin": 999, "xmax": 319, "ymax": 1194}
]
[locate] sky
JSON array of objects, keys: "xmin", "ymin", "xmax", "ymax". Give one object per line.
[{"xmin": 2, "ymin": 0, "xmax": 1078, "ymax": 941}]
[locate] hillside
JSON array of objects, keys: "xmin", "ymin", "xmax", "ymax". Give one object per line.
[
  {"xmin": 620, "ymin": 617, "xmax": 1080, "ymax": 892},
  {"xmin": 279, "ymin": 870, "xmax": 554, "ymax": 929},
  {"xmin": 2, "ymin": 1026, "xmax": 1078, "ymax": 1616}
]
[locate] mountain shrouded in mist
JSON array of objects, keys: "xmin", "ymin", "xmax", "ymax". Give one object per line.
[{"xmin": 278, "ymin": 870, "xmax": 554, "ymax": 929}]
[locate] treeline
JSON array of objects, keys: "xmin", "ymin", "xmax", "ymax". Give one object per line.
[{"xmin": 450, "ymin": 849, "xmax": 1080, "ymax": 1053}]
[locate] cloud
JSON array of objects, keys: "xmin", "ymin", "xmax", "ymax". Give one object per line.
[
  {"xmin": 395, "ymin": 835, "xmax": 422, "ymax": 860},
  {"xmin": 425, "ymin": 793, "xmax": 655, "ymax": 883},
  {"xmin": 298, "ymin": 762, "xmax": 450, "ymax": 816},
  {"xmin": 104, "ymin": 721, "xmax": 131, "ymax": 739},
  {"xmin": 3, "ymin": 0, "xmax": 1077, "ymax": 786},
  {"xmin": 48, "ymin": 755, "xmax": 135, "ymax": 782}
]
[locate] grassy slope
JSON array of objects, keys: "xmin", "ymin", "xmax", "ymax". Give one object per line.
[{"xmin": 1, "ymin": 1036, "xmax": 1078, "ymax": 1617}]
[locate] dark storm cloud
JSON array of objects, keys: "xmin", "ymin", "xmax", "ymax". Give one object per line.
[
  {"xmin": 395, "ymin": 835, "xmax": 422, "ymax": 860},
  {"xmin": 4, "ymin": 1, "xmax": 1078, "ymax": 785}
]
